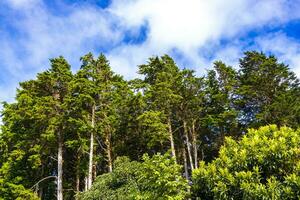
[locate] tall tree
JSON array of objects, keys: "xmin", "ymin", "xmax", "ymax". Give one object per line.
[
  {"xmin": 0, "ymin": 57, "xmax": 73, "ymax": 200},
  {"xmin": 35, "ymin": 57, "xmax": 73, "ymax": 200},
  {"xmin": 201, "ymin": 62, "xmax": 239, "ymax": 160},
  {"xmin": 178, "ymin": 69, "xmax": 205, "ymax": 170},
  {"xmin": 138, "ymin": 55, "xmax": 182, "ymax": 161},
  {"xmin": 236, "ymin": 51, "xmax": 300, "ymax": 129}
]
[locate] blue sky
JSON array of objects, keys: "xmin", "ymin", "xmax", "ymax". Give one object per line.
[{"xmin": 1, "ymin": 0, "xmax": 300, "ymax": 104}]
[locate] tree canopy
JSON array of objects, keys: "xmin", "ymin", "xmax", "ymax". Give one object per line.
[{"xmin": 0, "ymin": 51, "xmax": 299, "ymax": 199}]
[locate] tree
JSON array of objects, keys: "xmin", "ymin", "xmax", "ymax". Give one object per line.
[
  {"xmin": 192, "ymin": 125, "xmax": 300, "ymax": 199},
  {"xmin": 138, "ymin": 55, "xmax": 182, "ymax": 160},
  {"xmin": 236, "ymin": 51, "xmax": 300, "ymax": 129},
  {"xmin": 177, "ymin": 69, "xmax": 205, "ymax": 174},
  {"xmin": 0, "ymin": 57, "xmax": 73, "ymax": 200},
  {"xmin": 200, "ymin": 62, "xmax": 239, "ymax": 161},
  {"xmin": 73, "ymin": 53, "xmax": 120, "ymax": 189}
]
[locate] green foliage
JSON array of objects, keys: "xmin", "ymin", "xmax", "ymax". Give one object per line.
[
  {"xmin": 137, "ymin": 153, "xmax": 189, "ymax": 200},
  {"xmin": 200, "ymin": 62, "xmax": 239, "ymax": 159},
  {"xmin": 0, "ymin": 180, "xmax": 39, "ymax": 200},
  {"xmin": 0, "ymin": 51, "xmax": 299, "ymax": 199},
  {"xmin": 137, "ymin": 111, "xmax": 169, "ymax": 148},
  {"xmin": 192, "ymin": 125, "xmax": 300, "ymax": 199},
  {"xmin": 77, "ymin": 157, "xmax": 141, "ymax": 200},
  {"xmin": 236, "ymin": 51, "xmax": 300, "ymax": 128},
  {"xmin": 78, "ymin": 153, "xmax": 189, "ymax": 200},
  {"xmin": 0, "ymin": 56, "xmax": 72, "ymax": 200}
]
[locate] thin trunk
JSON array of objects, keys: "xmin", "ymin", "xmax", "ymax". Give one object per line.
[
  {"xmin": 76, "ymin": 154, "xmax": 81, "ymax": 193},
  {"xmin": 76, "ymin": 168, "xmax": 80, "ymax": 193},
  {"xmin": 93, "ymin": 164, "xmax": 97, "ymax": 180},
  {"xmin": 88, "ymin": 104, "xmax": 95, "ymax": 189},
  {"xmin": 183, "ymin": 148, "xmax": 189, "ymax": 180},
  {"xmin": 57, "ymin": 131, "xmax": 63, "ymax": 200},
  {"xmin": 84, "ymin": 177, "xmax": 88, "ymax": 191},
  {"xmin": 183, "ymin": 148, "xmax": 191, "ymax": 200},
  {"xmin": 168, "ymin": 117, "xmax": 176, "ymax": 161},
  {"xmin": 184, "ymin": 121, "xmax": 194, "ymax": 171},
  {"xmin": 38, "ymin": 164, "xmax": 44, "ymax": 199},
  {"xmin": 38, "ymin": 187, "xmax": 43, "ymax": 199},
  {"xmin": 191, "ymin": 121, "xmax": 198, "ymax": 169},
  {"xmin": 105, "ymin": 132, "xmax": 113, "ymax": 172}
]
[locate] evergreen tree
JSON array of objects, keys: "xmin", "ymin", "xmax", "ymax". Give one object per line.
[
  {"xmin": 138, "ymin": 55, "xmax": 182, "ymax": 160},
  {"xmin": 201, "ymin": 62, "xmax": 239, "ymax": 160},
  {"xmin": 0, "ymin": 57, "xmax": 72, "ymax": 200},
  {"xmin": 236, "ymin": 51, "xmax": 300, "ymax": 129}
]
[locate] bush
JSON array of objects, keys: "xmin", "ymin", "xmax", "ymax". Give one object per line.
[
  {"xmin": 192, "ymin": 125, "xmax": 300, "ymax": 199},
  {"xmin": 78, "ymin": 153, "xmax": 189, "ymax": 200}
]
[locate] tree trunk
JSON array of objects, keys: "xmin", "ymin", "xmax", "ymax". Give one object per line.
[
  {"xmin": 38, "ymin": 164, "xmax": 44, "ymax": 199},
  {"xmin": 168, "ymin": 117, "xmax": 176, "ymax": 161},
  {"xmin": 183, "ymin": 148, "xmax": 189, "ymax": 180},
  {"xmin": 183, "ymin": 147, "xmax": 191, "ymax": 200},
  {"xmin": 191, "ymin": 121, "xmax": 198, "ymax": 169},
  {"xmin": 84, "ymin": 177, "xmax": 88, "ymax": 191},
  {"xmin": 183, "ymin": 121, "xmax": 194, "ymax": 171},
  {"xmin": 88, "ymin": 104, "xmax": 95, "ymax": 189},
  {"xmin": 57, "ymin": 131, "xmax": 63, "ymax": 200},
  {"xmin": 76, "ymin": 168, "xmax": 80, "ymax": 193},
  {"xmin": 93, "ymin": 164, "xmax": 97, "ymax": 180},
  {"xmin": 75, "ymin": 154, "xmax": 81, "ymax": 193},
  {"xmin": 105, "ymin": 132, "xmax": 113, "ymax": 173},
  {"xmin": 38, "ymin": 187, "xmax": 43, "ymax": 199}
]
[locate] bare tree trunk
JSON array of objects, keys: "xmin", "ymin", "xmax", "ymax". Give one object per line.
[
  {"xmin": 105, "ymin": 132, "xmax": 113, "ymax": 173},
  {"xmin": 38, "ymin": 165, "xmax": 44, "ymax": 199},
  {"xmin": 76, "ymin": 168, "xmax": 80, "ymax": 193},
  {"xmin": 57, "ymin": 131, "xmax": 63, "ymax": 200},
  {"xmin": 183, "ymin": 147, "xmax": 191, "ymax": 200},
  {"xmin": 93, "ymin": 164, "xmax": 97, "ymax": 180},
  {"xmin": 38, "ymin": 187, "xmax": 43, "ymax": 199},
  {"xmin": 183, "ymin": 148, "xmax": 189, "ymax": 180},
  {"xmin": 84, "ymin": 177, "xmax": 88, "ymax": 191},
  {"xmin": 75, "ymin": 154, "xmax": 81, "ymax": 193},
  {"xmin": 168, "ymin": 117, "xmax": 176, "ymax": 161},
  {"xmin": 191, "ymin": 121, "xmax": 198, "ymax": 169},
  {"xmin": 184, "ymin": 121, "xmax": 194, "ymax": 171},
  {"xmin": 88, "ymin": 105, "xmax": 95, "ymax": 189}
]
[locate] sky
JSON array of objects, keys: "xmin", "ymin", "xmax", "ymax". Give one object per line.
[{"xmin": 1, "ymin": 0, "xmax": 300, "ymax": 104}]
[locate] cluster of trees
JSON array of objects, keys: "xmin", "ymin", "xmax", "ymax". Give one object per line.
[{"xmin": 0, "ymin": 51, "xmax": 299, "ymax": 199}]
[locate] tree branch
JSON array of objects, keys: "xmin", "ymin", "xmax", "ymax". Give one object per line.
[{"xmin": 31, "ymin": 176, "xmax": 57, "ymax": 189}]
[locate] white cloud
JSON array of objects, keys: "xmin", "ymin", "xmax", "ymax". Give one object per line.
[
  {"xmin": 4, "ymin": 0, "xmax": 41, "ymax": 9},
  {"xmin": 0, "ymin": 0, "xmax": 124, "ymax": 103},
  {"xmin": 1, "ymin": 0, "xmax": 300, "ymax": 105},
  {"xmin": 255, "ymin": 32, "xmax": 300, "ymax": 77},
  {"xmin": 110, "ymin": 0, "xmax": 298, "ymax": 48},
  {"xmin": 107, "ymin": 0, "xmax": 300, "ymax": 74}
]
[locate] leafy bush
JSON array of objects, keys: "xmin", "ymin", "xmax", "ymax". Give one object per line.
[
  {"xmin": 192, "ymin": 125, "xmax": 300, "ymax": 199},
  {"xmin": 78, "ymin": 153, "xmax": 189, "ymax": 200}
]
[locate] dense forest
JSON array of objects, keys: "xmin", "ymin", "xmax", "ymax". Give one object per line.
[{"xmin": 0, "ymin": 51, "xmax": 300, "ymax": 199}]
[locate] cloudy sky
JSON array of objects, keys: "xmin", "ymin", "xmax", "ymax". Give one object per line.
[{"xmin": 1, "ymin": 0, "xmax": 300, "ymax": 103}]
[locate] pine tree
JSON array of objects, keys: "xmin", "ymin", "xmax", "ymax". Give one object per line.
[
  {"xmin": 236, "ymin": 51, "xmax": 300, "ymax": 128},
  {"xmin": 138, "ymin": 55, "xmax": 182, "ymax": 161}
]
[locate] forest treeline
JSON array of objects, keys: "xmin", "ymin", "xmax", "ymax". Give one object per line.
[{"xmin": 0, "ymin": 51, "xmax": 300, "ymax": 199}]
